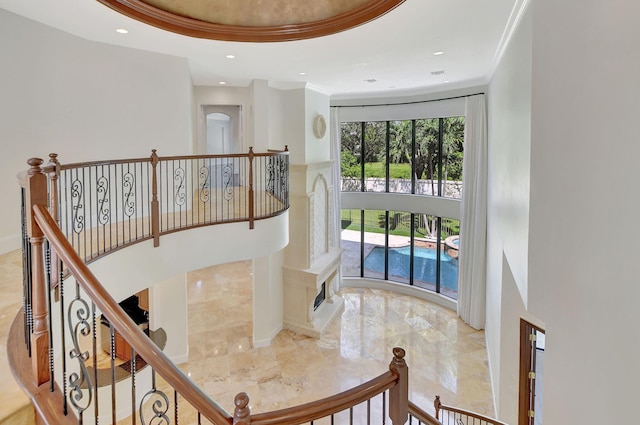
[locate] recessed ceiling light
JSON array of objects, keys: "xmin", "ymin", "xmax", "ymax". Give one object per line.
[
  {"xmin": 225, "ymin": 54, "xmax": 235, "ymax": 59},
  {"xmin": 299, "ymin": 72, "xmax": 307, "ymax": 76},
  {"xmin": 116, "ymin": 28, "xmax": 128, "ymax": 34},
  {"xmin": 219, "ymin": 81, "xmax": 227, "ymax": 85},
  {"xmin": 433, "ymin": 51, "xmax": 444, "ymax": 56},
  {"xmin": 365, "ymin": 79, "xmax": 377, "ymax": 83},
  {"xmin": 431, "ymin": 70, "xmax": 445, "ymax": 76}
]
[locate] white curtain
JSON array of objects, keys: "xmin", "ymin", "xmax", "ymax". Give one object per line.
[
  {"xmin": 457, "ymin": 94, "xmax": 488, "ymax": 330},
  {"xmin": 329, "ymin": 107, "xmax": 343, "ymax": 291},
  {"xmin": 329, "ymin": 107, "xmax": 342, "ymax": 251}
]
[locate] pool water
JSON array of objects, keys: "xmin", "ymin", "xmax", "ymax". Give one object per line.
[{"xmin": 364, "ymin": 246, "xmax": 458, "ymax": 290}]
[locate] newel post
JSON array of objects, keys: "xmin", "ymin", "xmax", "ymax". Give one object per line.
[
  {"xmin": 248, "ymin": 147, "xmax": 255, "ymax": 229},
  {"xmin": 150, "ymin": 149, "xmax": 160, "ymax": 247},
  {"xmin": 25, "ymin": 157, "xmax": 51, "ymax": 385},
  {"xmin": 389, "ymin": 347, "xmax": 408, "ymax": 425},
  {"xmin": 233, "ymin": 392, "xmax": 251, "ymax": 424},
  {"xmin": 434, "ymin": 395, "xmax": 441, "ymax": 420}
]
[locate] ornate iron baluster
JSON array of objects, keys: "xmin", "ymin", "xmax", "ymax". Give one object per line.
[
  {"xmin": 67, "ymin": 284, "xmax": 93, "ymax": 417},
  {"xmin": 123, "ymin": 172, "xmax": 136, "ymax": 217},
  {"xmin": 140, "ymin": 370, "xmax": 170, "ymax": 425},
  {"xmin": 222, "ymin": 161, "xmax": 234, "ymax": 201},
  {"xmin": 199, "ymin": 164, "xmax": 210, "ymax": 203},
  {"xmin": 266, "ymin": 158, "xmax": 275, "ymax": 194},
  {"xmin": 97, "ymin": 175, "xmax": 110, "ymax": 225},
  {"xmin": 71, "ymin": 179, "xmax": 84, "ymax": 234},
  {"xmin": 174, "ymin": 165, "xmax": 186, "ymax": 206}
]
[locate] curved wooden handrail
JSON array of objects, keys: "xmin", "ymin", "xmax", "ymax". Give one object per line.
[
  {"xmin": 56, "ymin": 149, "xmax": 289, "ymax": 170},
  {"xmin": 408, "ymin": 400, "xmax": 441, "ymax": 425},
  {"xmin": 435, "ymin": 395, "xmax": 508, "ymax": 425},
  {"xmin": 32, "ymin": 204, "xmax": 233, "ymax": 425},
  {"xmin": 250, "ymin": 371, "xmax": 397, "ymax": 425}
]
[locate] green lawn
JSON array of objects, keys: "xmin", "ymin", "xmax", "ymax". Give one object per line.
[
  {"xmin": 341, "ymin": 209, "xmax": 460, "ymax": 239},
  {"xmin": 363, "ymin": 162, "xmax": 412, "ymax": 179}
]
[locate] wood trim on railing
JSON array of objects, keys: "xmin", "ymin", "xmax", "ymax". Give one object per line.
[
  {"xmin": 407, "ymin": 400, "xmax": 441, "ymax": 425},
  {"xmin": 96, "ymin": 0, "xmax": 405, "ymax": 42},
  {"xmin": 58, "ymin": 156, "xmax": 151, "ymax": 170},
  {"xmin": 249, "ymin": 371, "xmax": 397, "ymax": 425},
  {"xmin": 32, "ymin": 204, "xmax": 234, "ymax": 425},
  {"xmin": 435, "ymin": 395, "xmax": 509, "ymax": 425}
]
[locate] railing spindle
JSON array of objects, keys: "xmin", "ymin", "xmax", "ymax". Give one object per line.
[{"xmin": 248, "ymin": 147, "xmax": 254, "ymax": 229}]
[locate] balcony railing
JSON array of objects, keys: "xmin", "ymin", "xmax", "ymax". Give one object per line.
[
  {"xmin": 41, "ymin": 148, "xmax": 289, "ymax": 265},
  {"xmin": 9, "ymin": 149, "xmax": 507, "ymax": 425}
]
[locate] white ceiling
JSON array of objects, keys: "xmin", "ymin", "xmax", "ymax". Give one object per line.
[{"xmin": 0, "ymin": 0, "xmax": 526, "ymax": 98}]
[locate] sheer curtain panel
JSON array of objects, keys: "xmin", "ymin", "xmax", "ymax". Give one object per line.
[{"xmin": 458, "ymin": 94, "xmax": 488, "ymax": 330}]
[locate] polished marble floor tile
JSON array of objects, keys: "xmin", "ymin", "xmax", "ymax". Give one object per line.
[{"xmin": 180, "ymin": 261, "xmax": 494, "ymax": 418}]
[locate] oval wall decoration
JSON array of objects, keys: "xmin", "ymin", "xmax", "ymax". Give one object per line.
[{"xmin": 96, "ymin": 0, "xmax": 405, "ymax": 42}]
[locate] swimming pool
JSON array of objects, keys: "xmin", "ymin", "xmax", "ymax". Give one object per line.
[{"xmin": 364, "ymin": 246, "xmax": 458, "ymax": 290}]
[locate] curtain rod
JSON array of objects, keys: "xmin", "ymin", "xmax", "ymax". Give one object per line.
[{"xmin": 334, "ymin": 92, "xmax": 485, "ymax": 108}]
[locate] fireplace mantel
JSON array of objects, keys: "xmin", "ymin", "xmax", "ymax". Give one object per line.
[{"xmin": 283, "ymin": 159, "xmax": 343, "ymax": 337}]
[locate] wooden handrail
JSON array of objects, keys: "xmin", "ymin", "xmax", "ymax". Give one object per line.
[
  {"xmin": 408, "ymin": 400, "xmax": 441, "ymax": 425},
  {"xmin": 435, "ymin": 395, "xmax": 509, "ymax": 425},
  {"xmin": 32, "ymin": 204, "xmax": 233, "ymax": 425},
  {"xmin": 56, "ymin": 150, "xmax": 289, "ymax": 170},
  {"xmin": 249, "ymin": 371, "xmax": 397, "ymax": 425}
]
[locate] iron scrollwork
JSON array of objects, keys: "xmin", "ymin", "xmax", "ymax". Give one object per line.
[
  {"xmin": 279, "ymin": 156, "xmax": 289, "ymax": 201},
  {"xmin": 71, "ymin": 179, "xmax": 85, "ymax": 234},
  {"xmin": 199, "ymin": 165, "xmax": 210, "ymax": 203},
  {"xmin": 174, "ymin": 167, "xmax": 186, "ymax": 206},
  {"xmin": 222, "ymin": 162, "xmax": 234, "ymax": 201},
  {"xmin": 123, "ymin": 172, "xmax": 136, "ymax": 217},
  {"xmin": 96, "ymin": 176, "xmax": 110, "ymax": 225},
  {"xmin": 140, "ymin": 388, "xmax": 170, "ymax": 425},
  {"xmin": 266, "ymin": 158, "xmax": 275, "ymax": 194},
  {"xmin": 67, "ymin": 295, "xmax": 93, "ymax": 415}
]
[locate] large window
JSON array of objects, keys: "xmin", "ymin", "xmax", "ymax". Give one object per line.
[{"xmin": 340, "ymin": 117, "xmax": 464, "ymax": 299}]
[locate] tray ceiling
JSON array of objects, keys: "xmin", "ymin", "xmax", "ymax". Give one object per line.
[{"xmin": 97, "ymin": 0, "xmax": 405, "ymax": 41}]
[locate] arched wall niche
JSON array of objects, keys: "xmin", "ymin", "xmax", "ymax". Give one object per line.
[{"xmin": 311, "ymin": 173, "xmax": 329, "ymax": 264}]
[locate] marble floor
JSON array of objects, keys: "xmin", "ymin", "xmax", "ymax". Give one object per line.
[
  {"xmin": 2, "ymin": 249, "xmax": 495, "ymax": 423},
  {"xmin": 180, "ymin": 261, "xmax": 494, "ymax": 418}
]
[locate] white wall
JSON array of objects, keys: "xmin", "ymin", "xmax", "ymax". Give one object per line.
[
  {"xmin": 485, "ymin": 2, "xmax": 532, "ymax": 420},
  {"xmin": 0, "ymin": 9, "xmax": 193, "ymax": 253},
  {"xmin": 528, "ymin": 0, "xmax": 640, "ymax": 423},
  {"xmin": 193, "ymin": 86, "xmax": 249, "ymax": 154},
  {"xmin": 253, "ymin": 250, "xmax": 285, "ymax": 347},
  {"xmin": 304, "ymin": 87, "xmax": 331, "ymax": 164}
]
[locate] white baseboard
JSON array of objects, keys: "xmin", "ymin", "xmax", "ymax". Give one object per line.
[
  {"xmin": 171, "ymin": 353, "xmax": 189, "ymax": 365},
  {"xmin": 253, "ymin": 323, "xmax": 283, "ymax": 348},
  {"xmin": 0, "ymin": 233, "xmax": 21, "ymax": 255},
  {"xmin": 341, "ymin": 277, "xmax": 457, "ymax": 311}
]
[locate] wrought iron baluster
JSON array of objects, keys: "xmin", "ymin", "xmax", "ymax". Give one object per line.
[
  {"xmin": 131, "ymin": 347, "xmax": 137, "ymax": 425},
  {"xmin": 139, "ymin": 369, "xmax": 170, "ymax": 425},
  {"xmin": 92, "ymin": 302, "xmax": 99, "ymax": 422},
  {"xmin": 21, "ymin": 187, "xmax": 32, "ymax": 355},
  {"xmin": 59, "ymin": 260, "xmax": 68, "ymax": 415},
  {"xmin": 110, "ymin": 324, "xmax": 116, "ymax": 425},
  {"xmin": 45, "ymin": 240, "xmax": 54, "ymax": 392},
  {"xmin": 67, "ymin": 282, "xmax": 93, "ymax": 420}
]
